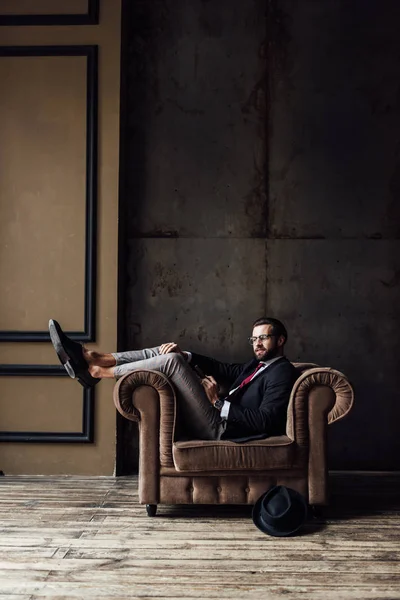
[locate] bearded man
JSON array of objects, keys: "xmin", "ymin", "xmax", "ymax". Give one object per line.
[{"xmin": 49, "ymin": 317, "xmax": 296, "ymax": 442}]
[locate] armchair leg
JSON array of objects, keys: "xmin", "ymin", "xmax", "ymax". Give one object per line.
[
  {"xmin": 310, "ymin": 505, "xmax": 325, "ymax": 519},
  {"xmin": 146, "ymin": 504, "xmax": 157, "ymax": 517}
]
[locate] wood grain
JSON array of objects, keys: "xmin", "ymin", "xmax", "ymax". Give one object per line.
[{"xmin": 0, "ymin": 474, "xmax": 399, "ymax": 599}]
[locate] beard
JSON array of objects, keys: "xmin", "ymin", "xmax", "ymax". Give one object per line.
[{"xmin": 254, "ymin": 343, "xmax": 280, "ymax": 362}]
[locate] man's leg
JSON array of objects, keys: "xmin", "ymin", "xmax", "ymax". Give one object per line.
[
  {"xmin": 113, "ymin": 346, "xmax": 161, "ymax": 363},
  {"xmin": 89, "ymin": 353, "xmax": 223, "ymax": 441},
  {"xmin": 83, "ymin": 346, "xmax": 161, "ymax": 369}
]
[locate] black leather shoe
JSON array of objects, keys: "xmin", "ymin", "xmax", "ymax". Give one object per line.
[{"xmin": 48, "ymin": 319, "xmax": 100, "ymax": 389}]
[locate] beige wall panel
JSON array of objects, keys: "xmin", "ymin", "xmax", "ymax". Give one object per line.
[
  {"xmin": 0, "ymin": 0, "xmax": 88, "ymax": 15},
  {"xmin": 0, "ymin": 376, "xmax": 82, "ymax": 431},
  {"xmin": 0, "ymin": 55, "xmax": 86, "ymax": 332},
  {"xmin": 0, "ymin": 0, "xmax": 121, "ymax": 474}
]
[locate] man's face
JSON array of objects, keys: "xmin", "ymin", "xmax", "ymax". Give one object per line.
[{"xmin": 250, "ymin": 324, "xmax": 284, "ymax": 361}]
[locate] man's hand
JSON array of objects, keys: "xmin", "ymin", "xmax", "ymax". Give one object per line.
[
  {"xmin": 201, "ymin": 375, "xmax": 220, "ymax": 405},
  {"xmin": 159, "ymin": 342, "xmax": 184, "ymax": 356}
]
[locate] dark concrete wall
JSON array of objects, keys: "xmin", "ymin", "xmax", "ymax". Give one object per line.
[{"xmin": 120, "ymin": 0, "xmax": 400, "ymax": 470}]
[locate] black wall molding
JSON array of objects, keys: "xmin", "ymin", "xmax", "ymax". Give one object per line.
[
  {"xmin": 0, "ymin": 365, "xmax": 94, "ymax": 443},
  {"xmin": 0, "ymin": 0, "xmax": 99, "ymax": 26},
  {"xmin": 0, "ymin": 45, "xmax": 98, "ymax": 343}
]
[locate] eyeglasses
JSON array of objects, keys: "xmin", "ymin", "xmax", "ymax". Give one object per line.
[{"xmin": 248, "ymin": 334, "xmax": 276, "ymax": 345}]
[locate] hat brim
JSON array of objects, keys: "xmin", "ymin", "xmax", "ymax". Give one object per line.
[{"xmin": 252, "ymin": 488, "xmax": 308, "ymax": 537}]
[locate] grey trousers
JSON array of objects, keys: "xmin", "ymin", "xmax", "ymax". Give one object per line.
[{"xmin": 112, "ymin": 347, "xmax": 224, "ymax": 440}]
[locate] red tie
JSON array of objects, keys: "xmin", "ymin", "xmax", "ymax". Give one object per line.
[{"xmin": 239, "ymin": 363, "xmax": 264, "ymax": 388}]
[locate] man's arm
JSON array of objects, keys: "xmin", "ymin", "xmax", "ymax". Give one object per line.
[
  {"xmin": 158, "ymin": 345, "xmax": 245, "ymax": 403},
  {"xmin": 226, "ymin": 362, "xmax": 295, "ymax": 437},
  {"xmin": 190, "ymin": 352, "xmax": 244, "ymax": 386}
]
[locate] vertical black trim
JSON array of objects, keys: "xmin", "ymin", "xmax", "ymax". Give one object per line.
[
  {"xmin": 0, "ymin": 365, "xmax": 95, "ymax": 443},
  {"xmin": 88, "ymin": 0, "xmax": 100, "ymax": 24},
  {"xmin": 0, "ymin": 45, "xmax": 98, "ymax": 342},
  {"xmin": 85, "ymin": 45, "xmax": 98, "ymax": 343},
  {"xmin": 0, "ymin": 0, "xmax": 100, "ymax": 26}
]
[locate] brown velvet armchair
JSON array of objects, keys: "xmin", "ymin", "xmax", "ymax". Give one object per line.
[{"xmin": 113, "ymin": 363, "xmax": 354, "ymax": 516}]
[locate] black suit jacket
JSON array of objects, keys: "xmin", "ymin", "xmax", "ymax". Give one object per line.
[{"xmin": 190, "ymin": 353, "xmax": 297, "ymax": 441}]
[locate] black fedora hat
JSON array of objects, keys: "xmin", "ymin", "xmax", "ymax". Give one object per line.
[{"xmin": 252, "ymin": 485, "xmax": 308, "ymax": 537}]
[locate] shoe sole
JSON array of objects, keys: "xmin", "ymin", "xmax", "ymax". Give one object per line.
[
  {"xmin": 49, "ymin": 319, "xmax": 76, "ymax": 379},
  {"xmin": 49, "ymin": 319, "xmax": 99, "ymax": 389}
]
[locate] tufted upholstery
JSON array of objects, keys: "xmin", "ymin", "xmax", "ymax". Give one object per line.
[
  {"xmin": 113, "ymin": 362, "xmax": 354, "ymax": 509},
  {"xmin": 158, "ymin": 474, "xmax": 308, "ymax": 506}
]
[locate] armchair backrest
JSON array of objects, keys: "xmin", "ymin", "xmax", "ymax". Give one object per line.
[{"xmin": 292, "ymin": 362, "xmax": 319, "ymax": 375}]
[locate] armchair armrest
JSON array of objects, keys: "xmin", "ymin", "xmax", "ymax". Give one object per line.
[
  {"xmin": 113, "ymin": 369, "xmax": 177, "ymax": 504},
  {"xmin": 287, "ymin": 367, "xmax": 354, "ymax": 505},
  {"xmin": 287, "ymin": 367, "xmax": 354, "ymax": 442}
]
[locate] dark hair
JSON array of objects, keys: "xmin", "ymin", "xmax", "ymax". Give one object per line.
[{"xmin": 252, "ymin": 317, "xmax": 288, "ymax": 344}]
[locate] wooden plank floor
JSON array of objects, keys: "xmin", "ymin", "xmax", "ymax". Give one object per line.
[{"xmin": 0, "ymin": 474, "xmax": 399, "ymax": 599}]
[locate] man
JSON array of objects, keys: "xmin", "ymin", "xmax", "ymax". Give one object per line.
[{"xmin": 49, "ymin": 317, "xmax": 296, "ymax": 442}]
